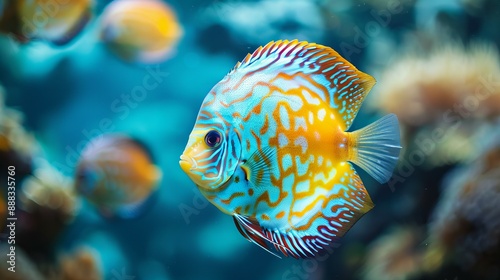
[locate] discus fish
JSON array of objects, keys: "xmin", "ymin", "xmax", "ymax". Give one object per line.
[
  {"xmin": 99, "ymin": 0, "xmax": 182, "ymax": 63},
  {"xmin": 180, "ymin": 40, "xmax": 401, "ymax": 258},
  {"xmin": 75, "ymin": 134, "xmax": 162, "ymax": 218},
  {"xmin": 0, "ymin": 0, "xmax": 92, "ymax": 45}
]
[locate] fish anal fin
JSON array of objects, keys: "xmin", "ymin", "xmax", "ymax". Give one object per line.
[
  {"xmin": 233, "ymin": 213, "xmax": 336, "ymax": 259},
  {"xmin": 232, "ymin": 215, "xmax": 282, "ymax": 258},
  {"xmin": 317, "ymin": 164, "xmax": 374, "ymax": 240},
  {"xmin": 281, "ymin": 163, "xmax": 374, "ymax": 256},
  {"xmin": 232, "ymin": 163, "xmax": 375, "ymax": 259}
]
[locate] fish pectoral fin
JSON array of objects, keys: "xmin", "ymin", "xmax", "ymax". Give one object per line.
[
  {"xmin": 349, "ymin": 114, "xmax": 402, "ymax": 184},
  {"xmin": 240, "ymin": 146, "xmax": 276, "ymax": 188}
]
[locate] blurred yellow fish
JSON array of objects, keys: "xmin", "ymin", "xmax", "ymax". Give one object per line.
[
  {"xmin": 75, "ymin": 134, "xmax": 162, "ymax": 218},
  {"xmin": 0, "ymin": 0, "xmax": 92, "ymax": 45},
  {"xmin": 99, "ymin": 0, "xmax": 182, "ymax": 63}
]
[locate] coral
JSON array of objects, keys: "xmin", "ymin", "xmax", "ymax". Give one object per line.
[
  {"xmin": 21, "ymin": 160, "xmax": 76, "ymax": 220},
  {"xmin": 411, "ymin": 121, "xmax": 493, "ymax": 167},
  {"xmin": 362, "ymin": 226, "xmax": 425, "ymax": 280},
  {"xmin": 371, "ymin": 41, "xmax": 500, "ymax": 167},
  {"xmin": 54, "ymin": 248, "xmax": 102, "ymax": 280},
  {"xmin": 17, "ymin": 160, "xmax": 77, "ymax": 262},
  {"xmin": 0, "ymin": 86, "xmax": 35, "ymax": 180},
  {"xmin": 372, "ymin": 42, "xmax": 500, "ymax": 127},
  {"xmin": 426, "ymin": 135, "xmax": 500, "ymax": 279},
  {"xmin": 0, "ymin": 244, "xmax": 45, "ymax": 280}
]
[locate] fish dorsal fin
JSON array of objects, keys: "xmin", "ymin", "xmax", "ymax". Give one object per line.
[{"xmin": 230, "ymin": 40, "xmax": 376, "ymax": 130}]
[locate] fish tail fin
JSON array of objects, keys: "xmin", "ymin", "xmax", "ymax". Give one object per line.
[{"xmin": 348, "ymin": 114, "xmax": 401, "ymax": 184}]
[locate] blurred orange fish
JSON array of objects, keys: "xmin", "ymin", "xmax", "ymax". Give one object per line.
[
  {"xmin": 99, "ymin": 0, "xmax": 183, "ymax": 63},
  {"xmin": 75, "ymin": 134, "xmax": 162, "ymax": 218},
  {"xmin": 0, "ymin": 0, "xmax": 92, "ymax": 45}
]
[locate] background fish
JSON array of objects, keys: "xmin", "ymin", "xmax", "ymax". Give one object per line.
[
  {"xmin": 75, "ymin": 134, "xmax": 162, "ymax": 219},
  {"xmin": 0, "ymin": 0, "xmax": 92, "ymax": 45},
  {"xmin": 99, "ymin": 0, "xmax": 183, "ymax": 64},
  {"xmin": 180, "ymin": 40, "xmax": 401, "ymax": 258}
]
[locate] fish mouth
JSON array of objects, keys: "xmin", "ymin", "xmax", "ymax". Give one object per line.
[{"xmin": 179, "ymin": 154, "xmax": 197, "ymax": 172}]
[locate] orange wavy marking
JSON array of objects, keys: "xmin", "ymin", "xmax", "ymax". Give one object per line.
[
  {"xmin": 276, "ymin": 211, "xmax": 285, "ymax": 219},
  {"xmin": 202, "ymin": 91, "xmax": 218, "ymax": 106},
  {"xmin": 251, "ymin": 130, "xmax": 261, "ymax": 150},
  {"xmin": 290, "ymin": 209, "xmax": 321, "ymax": 231},
  {"xmin": 269, "ymin": 72, "xmax": 331, "ymax": 105},
  {"xmin": 293, "ymin": 184, "xmax": 318, "ymax": 200},
  {"xmin": 232, "ymin": 112, "xmax": 244, "ymax": 119},
  {"xmin": 214, "ymin": 111, "xmax": 230, "ymax": 126},
  {"xmin": 243, "ymin": 102, "xmax": 262, "ymax": 122},
  {"xmin": 231, "ymin": 69, "xmax": 254, "ymax": 90},
  {"xmin": 291, "ymin": 192, "xmax": 328, "ymax": 219},
  {"xmin": 261, "ymin": 214, "xmax": 270, "ymax": 221},
  {"xmin": 254, "ymin": 189, "xmax": 288, "ymax": 209},
  {"xmin": 260, "ymin": 114, "xmax": 269, "ymax": 135},
  {"xmin": 197, "ymin": 110, "xmax": 215, "ymax": 121},
  {"xmin": 235, "ymin": 81, "xmax": 273, "ymax": 122},
  {"xmin": 291, "ymin": 189, "xmax": 350, "ymax": 231},
  {"xmin": 246, "ymin": 139, "xmax": 251, "ymax": 152},
  {"xmin": 220, "ymin": 90, "xmax": 254, "ymax": 108},
  {"xmin": 220, "ymin": 191, "xmax": 245, "ymax": 205}
]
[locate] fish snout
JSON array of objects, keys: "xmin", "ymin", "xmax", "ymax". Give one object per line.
[{"xmin": 179, "ymin": 154, "xmax": 196, "ymax": 173}]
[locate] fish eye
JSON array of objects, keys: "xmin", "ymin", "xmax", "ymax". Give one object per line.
[{"xmin": 205, "ymin": 130, "xmax": 222, "ymax": 148}]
